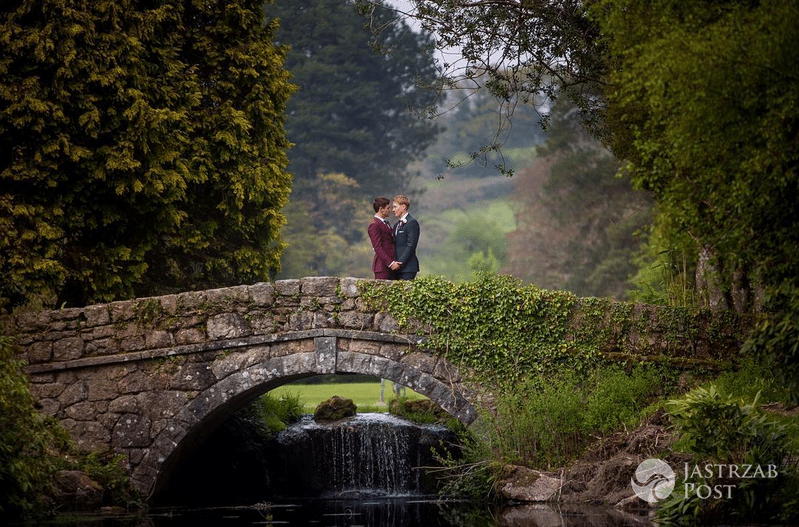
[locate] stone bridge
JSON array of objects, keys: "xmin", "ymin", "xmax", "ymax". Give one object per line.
[{"xmin": 3, "ymin": 276, "xmax": 750, "ymax": 499}]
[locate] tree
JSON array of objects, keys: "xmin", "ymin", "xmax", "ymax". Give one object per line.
[
  {"xmin": 0, "ymin": 0, "xmax": 294, "ymax": 308},
  {"xmin": 503, "ymin": 97, "xmax": 651, "ymax": 299},
  {"xmin": 276, "ymin": 172, "xmax": 373, "ymax": 279},
  {"xmin": 358, "ymin": 0, "xmax": 607, "ymax": 137},
  {"xmin": 0, "ymin": 336, "xmax": 68, "ymax": 517},
  {"xmin": 421, "ymin": 81, "xmax": 547, "ymax": 179},
  {"xmin": 591, "ymin": 0, "xmax": 799, "ymax": 399},
  {"xmin": 265, "ymin": 0, "xmax": 440, "ymax": 199},
  {"xmin": 593, "ymin": 0, "xmax": 799, "ymax": 299}
]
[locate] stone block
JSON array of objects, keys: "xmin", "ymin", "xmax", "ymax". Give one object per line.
[
  {"xmin": 349, "ymin": 340, "xmax": 380, "ymax": 355},
  {"xmin": 174, "ymin": 290, "xmax": 207, "ymax": 313},
  {"xmin": 249, "ymin": 282, "xmax": 275, "ymax": 306},
  {"xmin": 118, "ymin": 371, "xmax": 155, "ymax": 394},
  {"xmin": 50, "ymin": 307, "xmax": 84, "ymax": 322},
  {"xmin": 68, "ymin": 420, "xmax": 111, "ymax": 452},
  {"xmin": 88, "ymin": 377, "xmax": 124, "ymax": 402},
  {"xmin": 205, "ymin": 285, "xmax": 248, "ymax": 308},
  {"xmin": 274, "ymin": 279, "xmax": 300, "ymax": 296},
  {"xmin": 137, "ymin": 391, "xmax": 189, "ymax": 419},
  {"xmin": 337, "ymin": 311, "xmax": 372, "ymax": 329},
  {"xmin": 53, "ymin": 337, "xmax": 84, "ymax": 361},
  {"xmin": 145, "ymin": 330, "xmax": 174, "ymax": 349},
  {"xmin": 315, "ymin": 336, "xmax": 336, "ymax": 374},
  {"xmin": 375, "ymin": 312, "xmax": 399, "ymax": 333},
  {"xmin": 36, "ymin": 382, "xmax": 66, "ymax": 398},
  {"xmin": 175, "ymin": 327, "xmax": 205, "ymax": 345},
  {"xmin": 112, "ymin": 414, "xmax": 152, "ymax": 448},
  {"xmin": 288, "ymin": 311, "xmax": 315, "ymax": 331},
  {"xmin": 300, "ymin": 276, "xmax": 339, "ymax": 297},
  {"xmin": 65, "ymin": 401, "xmax": 97, "ymax": 421},
  {"xmin": 158, "ymin": 294, "xmax": 180, "ymax": 315},
  {"xmin": 61, "ymin": 380, "xmax": 89, "ymax": 406},
  {"xmin": 28, "ymin": 340, "xmax": 53, "ymax": 363},
  {"xmin": 248, "ymin": 314, "xmax": 275, "ymax": 335},
  {"xmin": 109, "ymin": 395, "xmax": 139, "ymax": 414},
  {"xmin": 207, "ymin": 313, "xmax": 250, "ymax": 340},
  {"xmin": 211, "ymin": 351, "xmax": 247, "ymax": 380},
  {"xmin": 84, "ymin": 305, "xmax": 110, "ymax": 327},
  {"xmin": 120, "ymin": 335, "xmax": 146, "ymax": 352},
  {"xmin": 339, "ymin": 277, "xmax": 359, "ymax": 297},
  {"xmin": 38, "ymin": 398, "xmax": 60, "ymax": 416},
  {"xmin": 109, "ymin": 300, "xmax": 137, "ymax": 324},
  {"xmin": 170, "ymin": 363, "xmax": 215, "ymax": 391}
]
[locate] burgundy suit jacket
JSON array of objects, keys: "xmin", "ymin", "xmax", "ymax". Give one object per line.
[{"xmin": 368, "ymin": 217, "xmax": 396, "ymax": 274}]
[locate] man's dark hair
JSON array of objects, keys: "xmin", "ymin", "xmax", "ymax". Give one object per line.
[{"xmin": 373, "ymin": 196, "xmax": 390, "ymax": 212}]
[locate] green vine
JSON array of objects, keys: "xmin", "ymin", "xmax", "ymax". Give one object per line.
[
  {"xmin": 359, "ymin": 271, "xmax": 749, "ymax": 391},
  {"xmin": 361, "ymin": 272, "xmax": 585, "ymax": 388}
]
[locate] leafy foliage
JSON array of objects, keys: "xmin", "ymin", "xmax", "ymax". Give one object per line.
[
  {"xmin": 244, "ymin": 391, "xmax": 304, "ymax": 436},
  {"xmin": 0, "ymin": 336, "xmax": 68, "ymax": 517},
  {"xmin": 594, "ymin": 0, "xmax": 799, "ymax": 294},
  {"xmin": 0, "ymin": 0, "xmax": 294, "ymax": 309},
  {"xmin": 362, "ymin": 271, "xmax": 581, "ymax": 386},
  {"xmin": 488, "ymin": 364, "xmax": 672, "ymax": 469},
  {"xmin": 592, "ymin": 0, "xmax": 799, "ymax": 400},
  {"xmin": 358, "ymin": 0, "xmax": 607, "ymax": 136},
  {"xmin": 660, "ymin": 385, "xmax": 799, "ymax": 524}
]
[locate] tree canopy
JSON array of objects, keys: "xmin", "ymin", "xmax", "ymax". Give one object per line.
[
  {"xmin": 266, "ymin": 0, "xmax": 440, "ymax": 199},
  {"xmin": 0, "ymin": 0, "xmax": 294, "ymax": 309},
  {"xmin": 594, "ymin": 0, "xmax": 799, "ymax": 298}
]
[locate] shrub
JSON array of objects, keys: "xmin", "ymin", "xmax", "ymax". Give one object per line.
[
  {"xmin": 0, "ymin": 336, "xmax": 68, "ymax": 518},
  {"xmin": 659, "ymin": 385, "xmax": 799, "ymax": 524},
  {"xmin": 244, "ymin": 391, "xmax": 304, "ymax": 436},
  {"xmin": 582, "ymin": 364, "xmax": 667, "ymax": 434}
]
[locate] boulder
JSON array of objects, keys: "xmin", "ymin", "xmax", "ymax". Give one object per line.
[
  {"xmin": 313, "ymin": 395, "xmax": 357, "ymax": 421},
  {"xmin": 498, "ymin": 465, "xmax": 562, "ymax": 502},
  {"xmin": 53, "ymin": 470, "xmax": 104, "ymax": 511}
]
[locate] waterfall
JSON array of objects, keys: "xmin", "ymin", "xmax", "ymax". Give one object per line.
[{"xmin": 269, "ymin": 413, "xmax": 455, "ymax": 498}]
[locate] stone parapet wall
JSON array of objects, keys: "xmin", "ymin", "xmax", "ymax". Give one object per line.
[{"xmin": 3, "ymin": 277, "xmax": 404, "ymax": 371}]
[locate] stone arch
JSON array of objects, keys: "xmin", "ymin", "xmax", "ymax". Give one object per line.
[{"xmin": 137, "ymin": 336, "xmax": 478, "ymax": 498}]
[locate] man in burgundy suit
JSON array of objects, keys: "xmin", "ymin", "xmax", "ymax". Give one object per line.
[{"xmin": 368, "ymin": 197, "xmax": 400, "ymax": 279}]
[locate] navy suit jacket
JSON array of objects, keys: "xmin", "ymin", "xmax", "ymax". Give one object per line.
[{"xmin": 394, "ymin": 214, "xmax": 420, "ymax": 273}]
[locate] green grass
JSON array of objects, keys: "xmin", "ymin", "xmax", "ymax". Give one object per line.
[{"xmin": 269, "ymin": 382, "xmax": 427, "ymax": 413}]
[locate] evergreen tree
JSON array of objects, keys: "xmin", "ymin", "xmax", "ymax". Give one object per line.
[
  {"xmin": 265, "ymin": 0, "xmax": 439, "ymax": 199},
  {"xmin": 0, "ymin": 0, "xmax": 294, "ymax": 308}
]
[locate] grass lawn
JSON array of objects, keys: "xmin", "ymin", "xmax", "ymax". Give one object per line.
[{"xmin": 269, "ymin": 382, "xmax": 427, "ymax": 413}]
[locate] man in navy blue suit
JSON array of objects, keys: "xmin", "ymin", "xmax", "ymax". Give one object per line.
[{"xmin": 391, "ymin": 194, "xmax": 420, "ymax": 280}]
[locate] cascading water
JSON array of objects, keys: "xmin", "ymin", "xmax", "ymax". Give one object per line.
[{"xmin": 268, "ymin": 413, "xmax": 456, "ymax": 498}]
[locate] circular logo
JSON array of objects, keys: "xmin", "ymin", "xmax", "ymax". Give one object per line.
[{"xmin": 631, "ymin": 458, "xmax": 675, "ymax": 503}]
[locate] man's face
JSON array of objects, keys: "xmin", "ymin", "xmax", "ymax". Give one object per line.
[
  {"xmin": 378, "ymin": 204, "xmax": 391, "ymax": 219},
  {"xmin": 392, "ymin": 201, "xmax": 406, "ymax": 218}
]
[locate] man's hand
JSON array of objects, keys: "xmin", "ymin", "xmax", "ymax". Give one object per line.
[{"xmin": 390, "ymin": 262, "xmax": 401, "ymax": 270}]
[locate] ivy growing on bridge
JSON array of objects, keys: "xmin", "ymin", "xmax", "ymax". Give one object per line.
[
  {"xmin": 360, "ymin": 272, "xmax": 747, "ymax": 389},
  {"xmin": 361, "ymin": 272, "xmax": 593, "ymax": 387}
]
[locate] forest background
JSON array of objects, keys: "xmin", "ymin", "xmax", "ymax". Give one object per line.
[{"xmin": 271, "ymin": 0, "xmax": 651, "ymax": 303}]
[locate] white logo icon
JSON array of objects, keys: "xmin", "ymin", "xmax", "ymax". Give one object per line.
[{"xmin": 631, "ymin": 458, "xmax": 675, "ymax": 503}]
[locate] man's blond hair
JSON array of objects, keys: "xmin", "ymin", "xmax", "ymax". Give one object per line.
[{"xmin": 393, "ymin": 195, "xmax": 411, "ymax": 209}]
